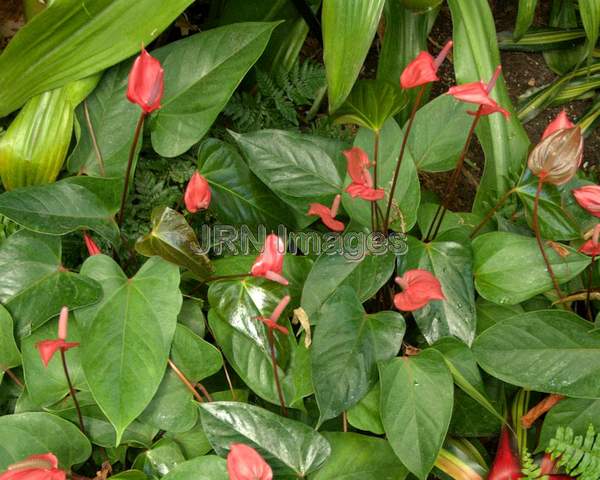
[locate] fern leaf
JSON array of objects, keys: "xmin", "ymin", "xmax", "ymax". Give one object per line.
[{"xmin": 548, "ymin": 424, "xmax": 600, "ymax": 480}]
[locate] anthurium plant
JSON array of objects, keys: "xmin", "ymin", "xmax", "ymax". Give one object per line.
[{"xmin": 1, "ymin": 0, "xmax": 600, "ymax": 479}]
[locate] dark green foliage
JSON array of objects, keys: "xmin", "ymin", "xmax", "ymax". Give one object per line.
[{"xmin": 548, "ymin": 425, "xmax": 600, "ymax": 480}]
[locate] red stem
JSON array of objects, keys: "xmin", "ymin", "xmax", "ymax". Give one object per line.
[
  {"xmin": 117, "ymin": 112, "xmax": 145, "ymax": 226},
  {"xmin": 268, "ymin": 329, "xmax": 288, "ymax": 416},
  {"xmin": 60, "ymin": 349, "xmax": 86, "ymax": 434},
  {"xmin": 3, "ymin": 368, "xmax": 24, "ymax": 388},
  {"xmin": 587, "ymin": 256, "xmax": 596, "ymax": 321},
  {"xmin": 168, "ymin": 359, "xmax": 204, "ymax": 403}
]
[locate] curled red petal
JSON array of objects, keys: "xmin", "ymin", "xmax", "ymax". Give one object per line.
[
  {"xmin": 36, "ymin": 340, "xmax": 79, "ymax": 368},
  {"xmin": 308, "ymin": 203, "xmax": 345, "ymax": 232},
  {"xmin": 400, "ymin": 51, "xmax": 439, "ymax": 89},
  {"xmin": 251, "ymin": 235, "xmax": 287, "ymax": 283},
  {"xmin": 227, "ymin": 444, "xmax": 273, "ymax": 480},
  {"xmin": 488, "ymin": 428, "xmax": 523, "ymax": 480},
  {"xmin": 346, "ymin": 184, "xmax": 385, "ymax": 201},
  {"xmin": 126, "ymin": 48, "xmax": 164, "ymax": 114},
  {"xmin": 542, "ymin": 110, "xmax": 575, "ymax": 140},
  {"xmin": 184, "ymin": 172, "xmax": 211, "ymax": 213},
  {"xmin": 448, "ymin": 81, "xmax": 496, "ymax": 108},
  {"xmin": 343, "ymin": 147, "xmax": 372, "ymax": 186},
  {"xmin": 393, "ymin": 270, "xmax": 445, "ymax": 312},
  {"xmin": 573, "ymin": 185, "xmax": 600, "ymax": 218},
  {"xmin": 83, "ymin": 233, "xmax": 101, "ymax": 256}
]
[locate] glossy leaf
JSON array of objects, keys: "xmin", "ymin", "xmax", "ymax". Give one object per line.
[
  {"xmin": 0, "ymin": 412, "xmax": 91, "ymax": 469},
  {"xmin": 379, "ymin": 350, "xmax": 454, "ymax": 480},
  {"xmin": 322, "ymin": 0, "xmax": 386, "ymax": 112},
  {"xmin": 310, "ymin": 432, "xmax": 408, "ymax": 480},
  {"xmin": 207, "ymin": 311, "xmax": 311, "ymax": 408},
  {"xmin": 21, "ymin": 318, "xmax": 86, "ymax": 407},
  {"xmin": 232, "ymin": 129, "xmax": 343, "ymax": 223},
  {"xmin": 77, "ymin": 255, "xmax": 182, "ymax": 444},
  {"xmin": 342, "ymin": 118, "xmax": 420, "ymax": 232},
  {"xmin": 402, "ymin": 235, "xmax": 477, "ymax": 346},
  {"xmin": 473, "ymin": 310, "xmax": 600, "ymax": 398},
  {"xmin": 407, "ymin": 95, "xmax": 472, "ymax": 173},
  {"xmin": 199, "ymin": 401, "xmax": 331, "ymax": 477},
  {"xmin": 0, "ymin": 230, "xmax": 102, "ymax": 337},
  {"xmin": 48, "ymin": 391, "xmax": 158, "ymax": 449},
  {"xmin": 134, "ymin": 439, "xmax": 186, "ymax": 478},
  {"xmin": 141, "ymin": 324, "xmax": 221, "ymax": 433},
  {"xmin": 162, "ymin": 456, "xmax": 228, "ymax": 480},
  {"xmin": 197, "ymin": 138, "xmax": 289, "ymax": 230},
  {"xmin": 539, "ymin": 398, "xmax": 600, "ymax": 452},
  {"xmin": 0, "ymin": 176, "xmax": 122, "ymax": 243},
  {"xmin": 447, "ymin": 0, "xmax": 530, "ymax": 214},
  {"xmin": 513, "ymin": 0, "xmax": 538, "ymax": 41},
  {"xmin": 136, "ymin": 207, "xmax": 213, "ymax": 281},
  {"xmin": 333, "ymin": 80, "xmax": 408, "ymax": 131},
  {"xmin": 472, "ymin": 231, "xmax": 590, "ymax": 304},
  {"xmin": 312, "ymin": 287, "xmax": 405, "ymax": 423},
  {"xmin": 347, "ymin": 384, "xmax": 384, "ymax": 435},
  {"xmin": 68, "ymin": 61, "xmax": 142, "ymax": 177},
  {"xmin": 476, "ymin": 298, "xmax": 524, "ymax": 334},
  {"xmin": 301, "ymin": 251, "xmax": 396, "ymax": 321},
  {"xmin": 151, "ymin": 22, "xmax": 277, "ymax": 157},
  {"xmin": 0, "ymin": 305, "xmax": 21, "ymax": 371},
  {"xmin": 0, "ymin": 0, "xmax": 194, "ymax": 116}
]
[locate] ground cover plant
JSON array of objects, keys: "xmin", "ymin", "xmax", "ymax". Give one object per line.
[{"xmin": 0, "ymin": 0, "xmax": 600, "ymax": 479}]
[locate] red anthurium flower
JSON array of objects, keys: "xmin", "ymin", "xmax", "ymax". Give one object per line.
[
  {"xmin": 227, "ymin": 444, "xmax": 273, "ymax": 480},
  {"xmin": 400, "ymin": 40, "xmax": 453, "ymax": 89},
  {"xmin": 344, "ymin": 147, "xmax": 385, "ymax": 201},
  {"xmin": 83, "ymin": 233, "xmax": 101, "ymax": 256},
  {"xmin": 251, "ymin": 234, "xmax": 288, "ymax": 286},
  {"xmin": 257, "ymin": 295, "xmax": 290, "ymax": 335},
  {"xmin": 488, "ymin": 429, "xmax": 523, "ymax": 480},
  {"xmin": 0, "ymin": 453, "xmax": 65, "ymax": 480},
  {"xmin": 184, "ymin": 171, "xmax": 211, "ymax": 213},
  {"xmin": 308, "ymin": 194, "xmax": 345, "ymax": 232},
  {"xmin": 542, "ymin": 110, "xmax": 575, "ymax": 140},
  {"xmin": 447, "ymin": 66, "xmax": 510, "ymax": 118},
  {"xmin": 127, "ymin": 47, "xmax": 164, "ymax": 114},
  {"xmin": 36, "ymin": 307, "xmax": 79, "ymax": 367},
  {"xmin": 393, "ymin": 269, "xmax": 445, "ymax": 311},
  {"xmin": 573, "ymin": 185, "xmax": 600, "ymax": 218}
]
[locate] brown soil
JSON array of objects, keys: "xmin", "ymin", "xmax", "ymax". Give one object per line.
[{"xmin": 0, "ymin": 0, "xmax": 24, "ymax": 50}]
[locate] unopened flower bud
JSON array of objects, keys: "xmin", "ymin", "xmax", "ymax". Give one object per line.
[{"xmin": 527, "ymin": 127, "xmax": 583, "ymax": 185}]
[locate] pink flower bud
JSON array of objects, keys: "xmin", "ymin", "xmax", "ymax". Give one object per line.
[
  {"xmin": 542, "ymin": 110, "xmax": 574, "ymax": 140},
  {"xmin": 126, "ymin": 48, "xmax": 164, "ymax": 114},
  {"xmin": 83, "ymin": 233, "xmax": 101, "ymax": 256},
  {"xmin": 573, "ymin": 185, "xmax": 600, "ymax": 218},
  {"xmin": 184, "ymin": 171, "xmax": 211, "ymax": 213},
  {"xmin": 57, "ymin": 306, "xmax": 69, "ymax": 341},
  {"xmin": 527, "ymin": 127, "xmax": 583, "ymax": 185},
  {"xmin": 226, "ymin": 444, "xmax": 273, "ymax": 480}
]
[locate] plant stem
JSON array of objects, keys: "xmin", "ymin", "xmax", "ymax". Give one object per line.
[
  {"xmin": 196, "ymin": 382, "xmax": 214, "ymax": 402},
  {"xmin": 426, "ymin": 109, "xmax": 483, "ymax": 242},
  {"xmin": 117, "ymin": 112, "xmax": 145, "ymax": 227},
  {"xmin": 342, "ymin": 411, "xmax": 348, "ymax": 432},
  {"xmin": 60, "ymin": 349, "xmax": 85, "ymax": 434},
  {"xmin": 532, "ymin": 177, "xmax": 563, "ymax": 300},
  {"xmin": 83, "ymin": 100, "xmax": 105, "ymax": 177},
  {"xmin": 469, "ymin": 188, "xmax": 516, "ymax": 239},
  {"xmin": 221, "ymin": 360, "xmax": 237, "ymax": 401},
  {"xmin": 268, "ymin": 329, "xmax": 288, "ymax": 417},
  {"xmin": 587, "ymin": 256, "xmax": 596, "ymax": 321},
  {"xmin": 372, "ymin": 129, "xmax": 382, "ymax": 232},
  {"xmin": 168, "ymin": 359, "xmax": 204, "ymax": 403},
  {"xmin": 289, "ymin": 0, "xmax": 322, "ymax": 45},
  {"xmin": 383, "ymin": 85, "xmax": 426, "ymax": 232},
  {"xmin": 3, "ymin": 368, "xmax": 24, "ymax": 388},
  {"xmin": 521, "ymin": 394, "xmax": 565, "ymax": 429}
]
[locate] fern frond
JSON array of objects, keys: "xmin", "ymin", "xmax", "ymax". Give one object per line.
[
  {"xmin": 548, "ymin": 424, "xmax": 600, "ymax": 480},
  {"xmin": 520, "ymin": 449, "xmax": 548, "ymax": 479}
]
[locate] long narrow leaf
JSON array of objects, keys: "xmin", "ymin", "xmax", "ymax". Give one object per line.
[
  {"xmin": 513, "ymin": 0, "xmax": 538, "ymax": 41},
  {"xmin": 580, "ymin": 0, "xmax": 600, "ymax": 58}
]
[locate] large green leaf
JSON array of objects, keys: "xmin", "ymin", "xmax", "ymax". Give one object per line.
[
  {"xmin": 472, "ymin": 231, "xmax": 590, "ymax": 304},
  {"xmin": 0, "ymin": 412, "xmax": 91, "ymax": 469},
  {"xmin": 347, "ymin": 384, "xmax": 384, "ymax": 435},
  {"xmin": 543, "ymin": 0, "xmax": 587, "ymax": 74},
  {"xmin": 580, "ymin": 0, "xmax": 600, "ymax": 58},
  {"xmin": 473, "ymin": 310, "xmax": 600, "ymax": 398},
  {"xmin": 21, "ymin": 317, "xmax": 86, "ymax": 407},
  {"xmin": 322, "ymin": 0, "xmax": 385, "ymax": 112},
  {"xmin": 0, "ymin": 0, "xmax": 193, "ymax": 116},
  {"xmin": 309, "ymin": 432, "xmax": 408, "ymax": 480},
  {"xmin": 513, "ymin": 0, "xmax": 538, "ymax": 41},
  {"xmin": 136, "ymin": 207, "xmax": 214, "ymax": 281},
  {"xmin": 150, "ymin": 22, "xmax": 277, "ymax": 157},
  {"xmin": 539, "ymin": 398, "xmax": 600, "ymax": 452},
  {"xmin": 197, "ymin": 138, "xmax": 289, "ymax": 229},
  {"xmin": 48, "ymin": 392, "xmax": 158, "ymax": 449},
  {"xmin": 407, "ymin": 95, "xmax": 472, "ymax": 173},
  {"xmin": 0, "ymin": 176, "xmax": 122, "ymax": 243},
  {"xmin": 68, "ymin": 61, "xmax": 141, "ymax": 177},
  {"xmin": 232, "ymin": 130, "xmax": 343, "ymax": 224},
  {"xmin": 0, "ymin": 230, "xmax": 102, "ymax": 337},
  {"xmin": 312, "ymin": 287, "xmax": 405, "ymax": 424},
  {"xmin": 162, "ymin": 456, "xmax": 228, "ymax": 480},
  {"xmin": 447, "ymin": 0, "xmax": 530, "ymax": 214},
  {"xmin": 77, "ymin": 255, "xmax": 182, "ymax": 444},
  {"xmin": 133, "ymin": 438, "xmax": 186, "ymax": 477},
  {"xmin": 301, "ymin": 251, "xmax": 396, "ymax": 320},
  {"xmin": 0, "ymin": 305, "xmax": 21, "ymax": 371},
  {"xmin": 140, "ymin": 324, "xmax": 222, "ymax": 433},
  {"xmin": 207, "ymin": 311, "xmax": 311, "ymax": 408},
  {"xmin": 402, "ymin": 234, "xmax": 477, "ymax": 345},
  {"xmin": 379, "ymin": 350, "xmax": 454, "ymax": 480},
  {"xmin": 199, "ymin": 401, "xmax": 331, "ymax": 477},
  {"xmin": 342, "ymin": 118, "xmax": 420, "ymax": 232}
]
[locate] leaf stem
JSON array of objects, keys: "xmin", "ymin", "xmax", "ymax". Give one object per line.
[
  {"xmin": 532, "ymin": 177, "xmax": 563, "ymax": 300},
  {"xmin": 372, "ymin": 129, "xmax": 383, "ymax": 232},
  {"xmin": 426, "ymin": 108, "xmax": 483, "ymax": 242},
  {"xmin": 168, "ymin": 358, "xmax": 204, "ymax": 403},
  {"xmin": 60, "ymin": 349, "xmax": 85, "ymax": 434},
  {"xmin": 221, "ymin": 360, "xmax": 237, "ymax": 401},
  {"xmin": 196, "ymin": 382, "xmax": 214, "ymax": 402},
  {"xmin": 342, "ymin": 411, "xmax": 348, "ymax": 432},
  {"xmin": 469, "ymin": 188, "xmax": 517, "ymax": 239},
  {"xmin": 383, "ymin": 85, "xmax": 426, "ymax": 232},
  {"xmin": 268, "ymin": 328, "xmax": 288, "ymax": 417},
  {"xmin": 3, "ymin": 368, "xmax": 23, "ymax": 388},
  {"xmin": 117, "ymin": 112, "xmax": 145, "ymax": 227},
  {"xmin": 83, "ymin": 100, "xmax": 105, "ymax": 177},
  {"xmin": 587, "ymin": 256, "xmax": 596, "ymax": 321}
]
